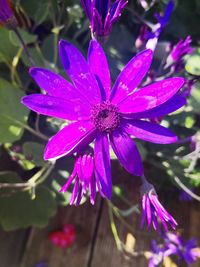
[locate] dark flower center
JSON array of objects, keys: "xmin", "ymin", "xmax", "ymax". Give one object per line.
[{"xmin": 90, "ymin": 101, "xmax": 121, "ymax": 133}]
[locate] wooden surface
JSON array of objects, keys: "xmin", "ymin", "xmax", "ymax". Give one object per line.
[{"xmin": 0, "ymin": 184, "xmax": 200, "ymax": 267}]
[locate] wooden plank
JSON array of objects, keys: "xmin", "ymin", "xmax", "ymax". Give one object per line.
[
  {"xmin": 91, "ymin": 163, "xmax": 156, "ymax": 267},
  {"xmin": 0, "ymin": 227, "xmax": 29, "ymax": 267},
  {"xmin": 90, "ymin": 201, "xmax": 156, "ymax": 267},
  {"xmin": 19, "ymin": 200, "xmax": 100, "ymax": 267}
]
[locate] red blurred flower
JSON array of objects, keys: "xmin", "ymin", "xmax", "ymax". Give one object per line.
[{"xmin": 48, "ymin": 224, "xmax": 76, "ymax": 249}]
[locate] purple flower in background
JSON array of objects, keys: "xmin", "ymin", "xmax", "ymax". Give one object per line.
[
  {"xmin": 145, "ymin": 0, "xmax": 174, "ymax": 51},
  {"xmin": 164, "ymin": 232, "xmax": 200, "ymax": 264},
  {"xmin": 166, "ymin": 36, "xmax": 194, "ymax": 72},
  {"xmin": 80, "ymin": 0, "xmax": 128, "ymax": 39},
  {"xmin": 170, "ymin": 36, "xmax": 193, "ymax": 62},
  {"xmin": 35, "ymin": 263, "xmax": 48, "ymax": 267},
  {"xmin": 21, "ymin": 39, "xmax": 185, "ymax": 199},
  {"xmin": 59, "ymin": 149, "xmax": 100, "ymax": 205},
  {"xmin": 0, "ymin": 0, "xmax": 16, "ymax": 26},
  {"xmin": 141, "ymin": 180, "xmax": 178, "ymax": 231},
  {"xmin": 179, "ymin": 190, "xmax": 193, "ymax": 202},
  {"xmin": 148, "ymin": 240, "xmax": 166, "ymax": 267}
]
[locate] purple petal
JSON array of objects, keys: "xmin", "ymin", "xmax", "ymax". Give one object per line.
[
  {"xmin": 70, "ymin": 179, "xmax": 79, "ymax": 205},
  {"xmin": 59, "ymin": 174, "xmax": 76, "ymax": 193},
  {"xmin": 88, "ymin": 40, "xmax": 110, "ymax": 100},
  {"xmin": 119, "ymin": 77, "xmax": 185, "ymax": 113},
  {"xmin": 110, "ymin": 0, "xmax": 128, "ymax": 23},
  {"xmin": 44, "ymin": 121, "xmax": 96, "ymax": 160},
  {"xmin": 59, "ymin": 40, "xmax": 101, "ymax": 104},
  {"xmin": 125, "ymin": 95, "xmax": 186, "ymax": 119},
  {"xmin": 122, "ymin": 119, "xmax": 178, "ymax": 144},
  {"xmin": 80, "ymin": 154, "xmax": 94, "ymax": 184},
  {"xmin": 94, "ymin": 133, "xmax": 112, "ymax": 199},
  {"xmin": 95, "ymin": 0, "xmax": 110, "ymax": 22},
  {"xmin": 145, "ymin": 196, "xmax": 152, "ymax": 228},
  {"xmin": 89, "ymin": 174, "xmax": 97, "ymax": 205},
  {"xmin": 110, "ymin": 128, "xmax": 143, "ymax": 176},
  {"xmin": 80, "ymin": 0, "xmax": 92, "ymax": 19},
  {"xmin": 110, "ymin": 49, "xmax": 153, "ymax": 104},
  {"xmin": 21, "ymin": 94, "xmax": 90, "ymax": 121},
  {"xmin": 29, "ymin": 68, "xmax": 92, "ymax": 107}
]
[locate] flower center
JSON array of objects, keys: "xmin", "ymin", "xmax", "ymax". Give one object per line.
[{"xmin": 90, "ymin": 101, "xmax": 121, "ymax": 133}]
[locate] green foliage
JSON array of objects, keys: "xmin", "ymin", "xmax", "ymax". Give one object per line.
[
  {"xmin": 0, "ymin": 172, "xmax": 57, "ymax": 230},
  {"xmin": 0, "ymin": 28, "xmax": 18, "ymax": 63},
  {"xmin": 189, "ymin": 83, "xmax": 200, "ymax": 114},
  {"xmin": 20, "ymin": 0, "xmax": 51, "ymax": 25},
  {"xmin": 185, "ymin": 54, "xmax": 200, "ymax": 76},
  {"xmin": 23, "ymin": 142, "xmax": 45, "ymax": 167},
  {"xmin": 0, "ymin": 79, "xmax": 28, "ymax": 143},
  {"xmin": 9, "ymin": 29, "xmax": 37, "ymax": 47}
]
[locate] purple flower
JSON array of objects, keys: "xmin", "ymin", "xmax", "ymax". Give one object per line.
[
  {"xmin": 141, "ymin": 181, "xmax": 178, "ymax": 231},
  {"xmin": 21, "ymin": 39, "xmax": 185, "ymax": 199},
  {"xmin": 0, "ymin": 0, "xmax": 16, "ymax": 26},
  {"xmin": 59, "ymin": 149, "xmax": 100, "ymax": 205},
  {"xmin": 35, "ymin": 263, "xmax": 48, "ymax": 267},
  {"xmin": 148, "ymin": 240, "xmax": 167, "ymax": 267},
  {"xmin": 145, "ymin": 0, "xmax": 174, "ymax": 51},
  {"xmin": 170, "ymin": 36, "xmax": 194, "ymax": 62},
  {"xmin": 178, "ymin": 190, "xmax": 193, "ymax": 202},
  {"xmin": 80, "ymin": 0, "xmax": 128, "ymax": 39},
  {"xmin": 164, "ymin": 232, "xmax": 200, "ymax": 264}
]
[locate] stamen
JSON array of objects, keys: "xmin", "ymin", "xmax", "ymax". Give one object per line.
[{"xmin": 90, "ymin": 101, "xmax": 121, "ymax": 133}]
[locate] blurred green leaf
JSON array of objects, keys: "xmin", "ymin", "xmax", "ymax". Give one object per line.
[
  {"xmin": 9, "ymin": 29, "xmax": 37, "ymax": 47},
  {"xmin": 189, "ymin": 83, "xmax": 200, "ymax": 113},
  {"xmin": 21, "ymin": 0, "xmax": 51, "ymax": 25},
  {"xmin": 0, "ymin": 28, "xmax": 18, "ymax": 63},
  {"xmin": 185, "ymin": 54, "xmax": 200, "ymax": 76},
  {"xmin": 0, "ymin": 185, "xmax": 57, "ymax": 230},
  {"xmin": 23, "ymin": 142, "xmax": 45, "ymax": 167},
  {"xmin": 0, "ymin": 79, "xmax": 28, "ymax": 143},
  {"xmin": 21, "ymin": 47, "xmax": 45, "ymax": 67}
]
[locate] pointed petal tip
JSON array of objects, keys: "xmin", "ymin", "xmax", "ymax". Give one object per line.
[
  {"xmin": 21, "ymin": 95, "xmax": 30, "ymax": 106},
  {"xmin": 28, "ymin": 67, "xmax": 37, "ymax": 75},
  {"xmin": 29, "ymin": 67, "xmax": 44, "ymax": 76},
  {"xmin": 59, "ymin": 39, "xmax": 70, "ymax": 49}
]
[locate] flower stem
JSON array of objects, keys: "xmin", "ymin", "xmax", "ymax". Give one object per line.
[
  {"xmin": 107, "ymin": 201, "xmax": 122, "ymax": 250},
  {"xmin": 12, "ymin": 27, "xmax": 35, "ymax": 66},
  {"xmin": 23, "ymin": 124, "xmax": 49, "ymax": 141}
]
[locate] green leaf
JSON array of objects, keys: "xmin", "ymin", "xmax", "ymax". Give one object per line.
[
  {"xmin": 189, "ymin": 83, "xmax": 200, "ymax": 113},
  {"xmin": 185, "ymin": 54, "xmax": 200, "ymax": 76},
  {"xmin": 9, "ymin": 29, "xmax": 37, "ymax": 47},
  {"xmin": 23, "ymin": 142, "xmax": 45, "ymax": 167},
  {"xmin": 0, "ymin": 171, "xmax": 57, "ymax": 230},
  {"xmin": 21, "ymin": 0, "xmax": 51, "ymax": 25},
  {"xmin": 0, "ymin": 28, "xmax": 18, "ymax": 63},
  {"xmin": 21, "ymin": 47, "xmax": 45, "ymax": 67},
  {"xmin": 0, "ymin": 79, "xmax": 29, "ymax": 143}
]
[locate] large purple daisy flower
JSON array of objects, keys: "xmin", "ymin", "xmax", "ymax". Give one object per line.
[{"xmin": 21, "ymin": 39, "xmax": 185, "ymax": 199}]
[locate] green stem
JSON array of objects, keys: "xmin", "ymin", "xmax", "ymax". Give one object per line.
[
  {"xmin": 53, "ymin": 32, "xmax": 58, "ymax": 65},
  {"xmin": 0, "ymin": 163, "xmax": 54, "ymax": 190},
  {"xmin": 12, "ymin": 27, "xmax": 35, "ymax": 66},
  {"xmin": 107, "ymin": 201, "xmax": 122, "ymax": 250},
  {"xmin": 29, "ymin": 163, "xmax": 55, "ymax": 185},
  {"xmin": 23, "ymin": 124, "xmax": 49, "ymax": 141}
]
